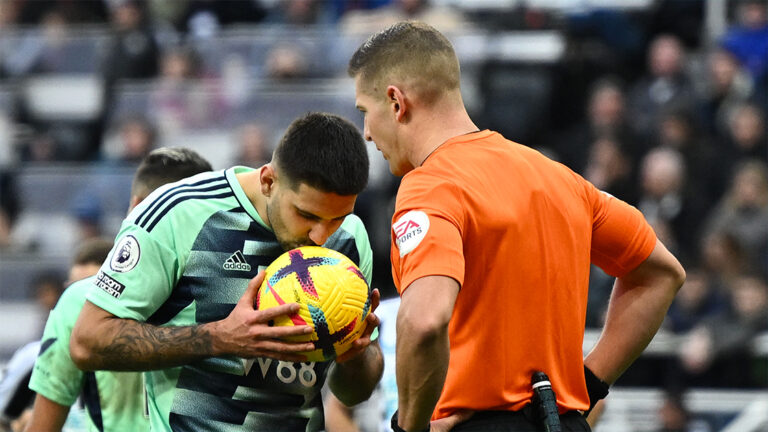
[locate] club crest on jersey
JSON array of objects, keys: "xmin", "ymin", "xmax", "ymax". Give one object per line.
[
  {"xmin": 110, "ymin": 235, "xmax": 140, "ymax": 273},
  {"xmin": 393, "ymin": 210, "xmax": 430, "ymax": 257},
  {"xmin": 223, "ymin": 250, "xmax": 252, "ymax": 271}
]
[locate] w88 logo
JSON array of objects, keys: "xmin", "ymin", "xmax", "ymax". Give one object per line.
[{"xmin": 243, "ymin": 358, "xmax": 318, "ymax": 388}]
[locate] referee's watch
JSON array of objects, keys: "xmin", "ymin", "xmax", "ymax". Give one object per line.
[{"xmin": 390, "ymin": 411, "xmax": 430, "ymax": 432}]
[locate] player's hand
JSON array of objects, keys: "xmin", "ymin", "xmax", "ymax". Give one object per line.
[
  {"xmin": 430, "ymin": 410, "xmax": 474, "ymax": 432},
  {"xmin": 335, "ymin": 288, "xmax": 381, "ymax": 364},
  {"xmin": 211, "ymin": 270, "xmax": 315, "ymax": 361}
]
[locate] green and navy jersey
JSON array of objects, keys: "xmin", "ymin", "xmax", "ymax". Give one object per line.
[
  {"xmin": 86, "ymin": 166, "xmax": 373, "ymax": 432},
  {"xmin": 29, "ymin": 277, "xmax": 148, "ymax": 432}
]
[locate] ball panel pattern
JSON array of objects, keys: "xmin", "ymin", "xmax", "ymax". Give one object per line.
[{"xmin": 257, "ymin": 246, "xmax": 371, "ymax": 361}]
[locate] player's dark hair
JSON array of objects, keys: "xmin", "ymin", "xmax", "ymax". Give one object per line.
[
  {"xmin": 273, "ymin": 112, "xmax": 368, "ymax": 195},
  {"xmin": 132, "ymin": 147, "xmax": 213, "ymax": 197},
  {"xmin": 73, "ymin": 237, "xmax": 114, "ymax": 266}
]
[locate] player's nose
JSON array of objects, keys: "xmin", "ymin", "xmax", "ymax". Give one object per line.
[{"xmin": 308, "ymin": 223, "xmax": 332, "ymax": 246}]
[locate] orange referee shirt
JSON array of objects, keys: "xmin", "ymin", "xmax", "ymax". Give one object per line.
[{"xmin": 390, "ymin": 130, "xmax": 656, "ymax": 420}]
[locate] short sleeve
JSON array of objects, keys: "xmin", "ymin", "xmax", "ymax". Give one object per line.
[
  {"xmin": 28, "ymin": 285, "xmax": 88, "ymax": 406},
  {"xmin": 590, "ymin": 189, "xmax": 657, "ymax": 277},
  {"xmin": 391, "ymin": 174, "xmax": 464, "ymax": 294},
  {"xmin": 86, "ymin": 222, "xmax": 179, "ymax": 321}
]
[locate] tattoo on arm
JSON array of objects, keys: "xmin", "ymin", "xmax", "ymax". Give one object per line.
[{"xmin": 95, "ymin": 319, "xmax": 216, "ymax": 371}]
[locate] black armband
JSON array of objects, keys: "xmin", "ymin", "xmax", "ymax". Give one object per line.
[
  {"xmin": 391, "ymin": 410, "xmax": 430, "ymax": 432},
  {"xmin": 584, "ymin": 365, "xmax": 610, "ymax": 416}
]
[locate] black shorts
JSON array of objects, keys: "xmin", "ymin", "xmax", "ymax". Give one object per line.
[{"xmin": 450, "ymin": 410, "xmax": 591, "ymax": 432}]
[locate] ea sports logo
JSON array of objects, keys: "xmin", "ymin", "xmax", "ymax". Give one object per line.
[
  {"xmin": 393, "ymin": 210, "xmax": 430, "ymax": 257},
  {"xmin": 394, "ymin": 220, "xmax": 420, "ymax": 238}
]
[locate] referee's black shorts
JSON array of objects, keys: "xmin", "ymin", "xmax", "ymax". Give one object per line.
[{"xmin": 450, "ymin": 410, "xmax": 591, "ymax": 432}]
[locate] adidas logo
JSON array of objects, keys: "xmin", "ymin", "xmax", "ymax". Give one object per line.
[{"xmin": 223, "ymin": 250, "xmax": 252, "ymax": 271}]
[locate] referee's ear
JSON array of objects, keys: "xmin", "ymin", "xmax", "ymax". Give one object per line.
[{"xmin": 386, "ymin": 85, "xmax": 408, "ymax": 123}]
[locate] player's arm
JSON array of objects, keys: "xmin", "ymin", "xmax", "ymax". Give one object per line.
[
  {"xmin": 395, "ymin": 275, "xmax": 459, "ymax": 432},
  {"xmin": 584, "ymin": 240, "xmax": 685, "ymax": 385},
  {"xmin": 327, "ymin": 289, "xmax": 384, "ymax": 406},
  {"xmin": 23, "ymin": 394, "xmax": 69, "ymax": 432},
  {"xmin": 324, "ymin": 392, "xmax": 361, "ymax": 432},
  {"xmin": 70, "ymin": 272, "xmax": 317, "ymax": 371}
]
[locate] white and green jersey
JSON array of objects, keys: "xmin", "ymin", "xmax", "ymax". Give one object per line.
[
  {"xmin": 86, "ymin": 167, "xmax": 373, "ymax": 432},
  {"xmin": 29, "ymin": 277, "xmax": 148, "ymax": 432}
]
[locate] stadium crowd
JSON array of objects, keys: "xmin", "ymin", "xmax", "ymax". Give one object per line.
[{"xmin": 0, "ymin": 0, "xmax": 766, "ymax": 431}]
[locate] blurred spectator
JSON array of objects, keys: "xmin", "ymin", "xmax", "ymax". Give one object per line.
[
  {"xmin": 0, "ymin": 171, "xmax": 18, "ymax": 250},
  {"xmin": 112, "ymin": 114, "xmax": 157, "ymax": 163},
  {"xmin": 265, "ymin": 44, "xmax": 310, "ymax": 80},
  {"xmin": 583, "ymin": 137, "xmax": 637, "ymax": 205},
  {"xmin": 555, "ymin": 77, "xmax": 640, "ymax": 177},
  {"xmin": 0, "ymin": 0, "xmax": 17, "ymax": 27},
  {"xmin": 628, "ymin": 34, "xmax": 698, "ymax": 139},
  {"xmin": 101, "ymin": 0, "xmax": 160, "ymax": 86},
  {"xmin": 655, "ymin": 389, "xmax": 713, "ymax": 432},
  {"xmin": 678, "ymin": 274, "xmax": 768, "ymax": 387},
  {"xmin": 654, "ymin": 108, "xmax": 721, "ymax": 207},
  {"xmin": 701, "ymin": 48, "xmax": 754, "ymax": 139},
  {"xmin": 160, "ymin": 44, "xmax": 201, "ymax": 82},
  {"xmin": 69, "ymin": 192, "xmax": 104, "ymax": 248},
  {"xmin": 717, "ymin": 103, "xmax": 767, "ymax": 176},
  {"xmin": 657, "ymin": 390, "xmax": 688, "ymax": 432},
  {"xmin": 0, "ymin": 9, "xmax": 70, "ymax": 78},
  {"xmin": 18, "ymin": 131, "xmax": 63, "ymax": 163},
  {"xmin": 232, "ymin": 122, "xmax": 271, "ymax": 168},
  {"xmin": 720, "ymin": 0, "xmax": 768, "ymax": 83},
  {"xmin": 150, "ymin": 45, "xmax": 227, "ymax": 134},
  {"xmin": 0, "ymin": 210, "xmax": 10, "ymax": 251},
  {"xmin": 340, "ymin": 0, "xmax": 465, "ymax": 34},
  {"xmin": 637, "ymin": 147, "xmax": 702, "ymax": 263},
  {"xmin": 181, "ymin": 0, "xmax": 266, "ymax": 39},
  {"xmin": 702, "ymin": 160, "xmax": 768, "ymax": 276},
  {"xmin": 665, "ymin": 268, "xmax": 728, "ymax": 334},
  {"xmin": 700, "ymin": 230, "xmax": 749, "ymax": 291}
]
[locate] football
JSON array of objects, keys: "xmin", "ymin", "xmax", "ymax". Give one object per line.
[{"xmin": 256, "ymin": 246, "xmax": 371, "ymax": 362}]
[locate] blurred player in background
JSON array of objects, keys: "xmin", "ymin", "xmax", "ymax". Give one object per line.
[
  {"xmin": 70, "ymin": 112, "xmax": 383, "ymax": 432},
  {"xmin": 350, "ymin": 21, "xmax": 685, "ymax": 431},
  {"xmin": 0, "ymin": 238, "xmax": 111, "ymax": 432},
  {"xmin": 23, "ymin": 148, "xmax": 212, "ymax": 432}
]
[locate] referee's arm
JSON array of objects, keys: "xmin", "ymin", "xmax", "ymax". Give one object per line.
[
  {"xmin": 584, "ymin": 240, "xmax": 685, "ymax": 385},
  {"xmin": 395, "ymin": 275, "xmax": 459, "ymax": 432}
]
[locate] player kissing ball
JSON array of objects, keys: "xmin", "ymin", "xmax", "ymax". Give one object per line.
[{"xmin": 256, "ymin": 246, "xmax": 371, "ymax": 362}]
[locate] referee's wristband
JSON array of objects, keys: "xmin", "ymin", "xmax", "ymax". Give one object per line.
[
  {"xmin": 391, "ymin": 411, "xmax": 430, "ymax": 432},
  {"xmin": 584, "ymin": 365, "xmax": 609, "ymax": 415}
]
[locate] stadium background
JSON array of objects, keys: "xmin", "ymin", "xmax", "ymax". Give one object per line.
[{"xmin": 0, "ymin": 0, "xmax": 766, "ymax": 430}]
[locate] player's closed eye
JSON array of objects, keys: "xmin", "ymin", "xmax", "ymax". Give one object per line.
[{"xmin": 297, "ymin": 210, "xmax": 321, "ymax": 222}]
